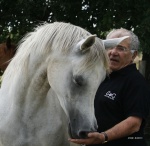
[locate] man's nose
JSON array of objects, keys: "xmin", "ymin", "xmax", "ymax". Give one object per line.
[{"xmin": 108, "ymin": 47, "xmax": 119, "ymax": 55}]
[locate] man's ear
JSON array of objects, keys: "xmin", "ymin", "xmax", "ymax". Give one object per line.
[{"xmin": 132, "ymin": 50, "xmax": 138, "ymax": 61}]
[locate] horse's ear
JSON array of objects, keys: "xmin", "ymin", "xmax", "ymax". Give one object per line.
[
  {"xmin": 102, "ymin": 36, "xmax": 129, "ymax": 49},
  {"xmin": 6, "ymin": 36, "xmax": 12, "ymax": 49},
  {"xmin": 79, "ymin": 35, "xmax": 96, "ymax": 52}
]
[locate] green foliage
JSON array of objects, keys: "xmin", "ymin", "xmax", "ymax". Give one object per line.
[
  {"xmin": 0, "ymin": 0, "xmax": 150, "ymax": 80},
  {"xmin": 0, "ymin": 0, "xmax": 150, "ymax": 53}
]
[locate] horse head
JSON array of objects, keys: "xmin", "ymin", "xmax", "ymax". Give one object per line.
[{"xmin": 45, "ymin": 25, "xmax": 128, "ymax": 139}]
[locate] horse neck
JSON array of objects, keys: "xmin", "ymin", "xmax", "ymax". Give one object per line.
[
  {"xmin": 1, "ymin": 56, "xmax": 50, "ymax": 111},
  {"xmin": 0, "ymin": 62, "xmax": 51, "ymax": 125}
]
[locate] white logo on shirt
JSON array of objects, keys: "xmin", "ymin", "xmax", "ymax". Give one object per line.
[{"xmin": 104, "ymin": 91, "xmax": 116, "ymax": 100}]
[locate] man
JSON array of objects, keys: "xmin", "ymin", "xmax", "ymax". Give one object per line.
[{"xmin": 69, "ymin": 28, "xmax": 150, "ymax": 146}]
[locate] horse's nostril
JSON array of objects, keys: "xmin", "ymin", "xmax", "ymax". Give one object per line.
[{"xmin": 79, "ymin": 131, "xmax": 88, "ymax": 139}]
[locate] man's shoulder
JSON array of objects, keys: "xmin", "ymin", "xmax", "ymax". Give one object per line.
[
  {"xmin": 129, "ymin": 69, "xmax": 145, "ymax": 82},
  {"xmin": 125, "ymin": 69, "xmax": 149, "ymax": 91}
]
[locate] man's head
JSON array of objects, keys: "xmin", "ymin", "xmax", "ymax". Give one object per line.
[{"xmin": 106, "ymin": 28, "xmax": 139, "ymax": 71}]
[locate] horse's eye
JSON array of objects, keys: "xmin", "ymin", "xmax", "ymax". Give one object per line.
[{"xmin": 73, "ymin": 76, "xmax": 84, "ymax": 86}]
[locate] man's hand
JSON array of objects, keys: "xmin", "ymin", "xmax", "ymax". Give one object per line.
[{"xmin": 68, "ymin": 132, "xmax": 105, "ymax": 145}]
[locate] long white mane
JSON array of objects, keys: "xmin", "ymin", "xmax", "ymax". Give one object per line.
[{"xmin": 2, "ymin": 22, "xmax": 109, "ymax": 86}]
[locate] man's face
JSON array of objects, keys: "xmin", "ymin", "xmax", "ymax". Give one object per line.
[{"xmin": 107, "ymin": 34, "xmax": 135, "ymax": 71}]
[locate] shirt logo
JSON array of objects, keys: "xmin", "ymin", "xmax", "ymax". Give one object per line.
[{"xmin": 104, "ymin": 91, "xmax": 116, "ymax": 100}]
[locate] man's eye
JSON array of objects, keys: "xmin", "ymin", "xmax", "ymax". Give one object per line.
[
  {"xmin": 118, "ymin": 47, "xmax": 125, "ymax": 51},
  {"xmin": 117, "ymin": 47, "xmax": 125, "ymax": 51}
]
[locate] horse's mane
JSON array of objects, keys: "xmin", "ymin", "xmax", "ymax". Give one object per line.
[{"xmin": 2, "ymin": 22, "xmax": 109, "ymax": 82}]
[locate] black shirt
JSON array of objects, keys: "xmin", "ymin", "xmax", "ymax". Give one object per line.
[{"xmin": 91, "ymin": 64, "xmax": 150, "ymax": 146}]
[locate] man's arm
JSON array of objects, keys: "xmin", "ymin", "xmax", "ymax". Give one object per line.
[{"xmin": 69, "ymin": 116, "xmax": 142, "ymax": 145}]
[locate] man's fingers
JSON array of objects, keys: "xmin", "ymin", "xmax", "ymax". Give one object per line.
[
  {"xmin": 87, "ymin": 132, "xmax": 97, "ymax": 138},
  {"xmin": 69, "ymin": 138, "xmax": 86, "ymax": 144}
]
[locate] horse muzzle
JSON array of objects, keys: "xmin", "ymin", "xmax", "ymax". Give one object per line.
[{"xmin": 68, "ymin": 121, "xmax": 98, "ymax": 139}]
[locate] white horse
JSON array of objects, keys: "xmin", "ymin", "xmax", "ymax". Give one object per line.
[{"xmin": 0, "ymin": 22, "xmax": 128, "ymax": 146}]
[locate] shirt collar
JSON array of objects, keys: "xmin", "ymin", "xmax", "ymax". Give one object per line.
[{"xmin": 108, "ymin": 63, "xmax": 137, "ymax": 78}]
